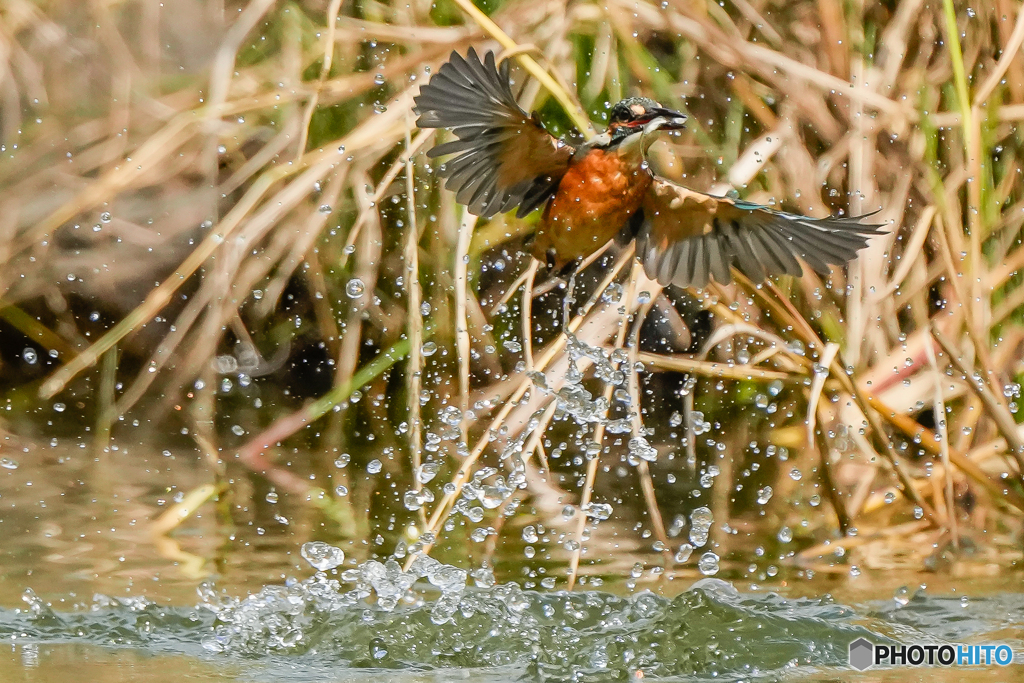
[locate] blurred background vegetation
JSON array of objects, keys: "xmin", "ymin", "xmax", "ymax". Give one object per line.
[{"xmin": 0, "ymin": 0, "xmax": 1022, "ymax": 589}]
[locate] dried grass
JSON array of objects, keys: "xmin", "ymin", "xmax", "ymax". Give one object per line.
[{"xmin": 1, "ymin": 0, "xmax": 1023, "ymax": 581}]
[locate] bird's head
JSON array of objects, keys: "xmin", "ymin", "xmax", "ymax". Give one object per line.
[{"xmin": 607, "ymin": 97, "xmax": 687, "ymax": 141}]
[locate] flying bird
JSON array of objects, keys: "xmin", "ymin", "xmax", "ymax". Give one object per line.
[{"xmin": 414, "ymin": 49, "xmax": 882, "ymax": 288}]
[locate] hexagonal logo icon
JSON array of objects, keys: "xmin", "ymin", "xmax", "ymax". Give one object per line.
[{"xmin": 849, "ymin": 637, "xmax": 874, "ymax": 671}]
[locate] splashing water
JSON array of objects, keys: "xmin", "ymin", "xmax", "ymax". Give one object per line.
[
  {"xmin": 193, "ymin": 548, "xmax": 889, "ymax": 679},
  {"xmin": 4, "ymin": 552, "xmax": 1024, "ymax": 682}
]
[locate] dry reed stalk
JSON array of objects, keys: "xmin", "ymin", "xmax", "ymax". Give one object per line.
[
  {"xmin": 404, "ymin": 125, "xmax": 426, "ymax": 523},
  {"xmin": 566, "ymin": 272, "xmax": 637, "ymax": 589},
  {"xmin": 636, "ymin": 352, "xmax": 791, "ymax": 382},
  {"xmin": 454, "ymin": 208, "xmax": 474, "ymax": 441},
  {"xmin": 38, "ymin": 87, "xmax": 415, "ymax": 399},
  {"xmin": 303, "ymin": 249, "xmax": 343, "ymax": 363},
  {"xmin": 931, "ymin": 324, "xmax": 1024, "ymax": 473},
  {"xmin": 257, "ymin": 169, "xmax": 348, "ymax": 319},
  {"xmin": 745, "ymin": 278, "xmax": 935, "ymax": 516},
  {"xmin": 806, "ymin": 342, "xmax": 840, "ymax": 456},
  {"xmin": 813, "ymin": 403, "xmax": 851, "ymax": 534},
  {"xmin": 334, "ymin": 170, "xmax": 383, "ymax": 407},
  {"xmin": 522, "ymin": 260, "xmax": 538, "ymax": 371},
  {"xmin": 521, "ymin": 401, "xmax": 557, "ymax": 489},
  {"xmin": 295, "ymin": 0, "xmax": 344, "ymax": 162},
  {"xmin": 447, "ymin": 0, "xmax": 592, "ymax": 137},
  {"xmin": 924, "ymin": 338, "xmax": 958, "ymax": 545},
  {"xmin": 5, "ymin": 0, "xmax": 1024, "ymax": 576},
  {"xmin": 624, "ymin": 272, "xmax": 674, "ymax": 570},
  {"xmin": 404, "ymin": 247, "xmax": 637, "ymax": 568}
]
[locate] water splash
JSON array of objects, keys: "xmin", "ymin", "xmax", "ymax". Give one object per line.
[
  {"xmin": 5, "ymin": 570, "xmax": 1024, "ymax": 682},
  {"xmin": 195, "ymin": 556, "xmax": 885, "ymax": 680}
]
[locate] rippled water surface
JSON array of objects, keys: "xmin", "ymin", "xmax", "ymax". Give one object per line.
[
  {"xmin": 1, "ymin": 442, "xmax": 1021, "ymax": 682},
  {"xmin": 2, "ymin": 579, "xmax": 1023, "ymax": 682}
]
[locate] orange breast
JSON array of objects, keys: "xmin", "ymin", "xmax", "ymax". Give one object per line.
[{"xmin": 532, "ymin": 149, "xmax": 651, "ymax": 269}]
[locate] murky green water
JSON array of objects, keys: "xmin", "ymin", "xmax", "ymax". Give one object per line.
[
  {"xmin": 2, "ymin": 578, "xmax": 1023, "ymax": 681},
  {"xmin": 1, "ymin": 441, "xmax": 1021, "ymax": 682}
]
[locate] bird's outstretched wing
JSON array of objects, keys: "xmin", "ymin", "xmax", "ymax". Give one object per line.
[
  {"xmin": 636, "ymin": 178, "xmax": 884, "ymax": 288},
  {"xmin": 414, "ymin": 48, "xmax": 575, "ymax": 219}
]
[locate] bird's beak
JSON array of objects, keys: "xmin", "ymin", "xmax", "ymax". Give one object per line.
[{"xmin": 642, "ymin": 108, "xmax": 687, "ymax": 136}]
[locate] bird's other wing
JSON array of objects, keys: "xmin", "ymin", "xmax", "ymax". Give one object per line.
[
  {"xmin": 636, "ymin": 178, "xmax": 885, "ymax": 288},
  {"xmin": 414, "ymin": 48, "xmax": 575, "ymax": 219}
]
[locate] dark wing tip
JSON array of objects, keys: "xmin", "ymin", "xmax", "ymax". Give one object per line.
[
  {"xmin": 638, "ymin": 188, "xmax": 891, "ymax": 290},
  {"xmin": 414, "ymin": 48, "xmax": 571, "ymax": 219},
  {"xmin": 838, "ymin": 208, "xmax": 889, "ymax": 234}
]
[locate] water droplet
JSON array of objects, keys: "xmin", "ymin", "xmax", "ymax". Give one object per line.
[
  {"xmin": 439, "ymin": 405, "xmax": 462, "ymax": 426},
  {"xmin": 757, "ymin": 486, "xmax": 773, "ymax": 505},
  {"xmin": 627, "ymin": 436, "xmax": 658, "ymax": 463},
  {"xmin": 480, "ymin": 486, "xmax": 506, "ymax": 509},
  {"xmin": 777, "ymin": 526, "xmax": 793, "ymax": 543},
  {"xmin": 675, "ymin": 543, "xmax": 693, "ymax": 562},
  {"xmin": 404, "ymin": 490, "xmax": 423, "ymax": 510},
  {"xmin": 22, "ymin": 348, "xmax": 37, "ymax": 364},
  {"xmin": 521, "ymin": 525, "xmax": 539, "ymax": 543},
  {"xmin": 215, "ymin": 355, "xmax": 238, "ymax": 374},
  {"xmin": 0, "ymin": 457, "xmax": 19, "ymax": 470},
  {"xmin": 417, "ymin": 462, "xmax": 439, "ymax": 484},
  {"xmin": 602, "ymin": 283, "xmax": 624, "ymax": 303},
  {"xmin": 697, "ymin": 552, "xmax": 720, "ymax": 575},
  {"xmin": 318, "ymin": 204, "xmax": 332, "ymax": 213},
  {"xmin": 893, "ymin": 585, "xmax": 910, "ymax": 606},
  {"xmin": 367, "ymin": 459, "xmax": 382, "ymax": 474},
  {"xmin": 584, "ymin": 502, "xmax": 613, "ymax": 520},
  {"xmin": 421, "ymin": 341, "xmax": 437, "ymax": 356},
  {"xmin": 689, "ymin": 507, "xmax": 713, "ymax": 547},
  {"xmin": 231, "ymin": 425, "xmax": 245, "ymax": 436},
  {"xmin": 369, "ymin": 637, "xmax": 388, "ymax": 660},
  {"xmin": 265, "ymin": 491, "xmax": 279, "ymax": 504},
  {"xmin": 300, "ymin": 541, "xmax": 344, "ymax": 570},
  {"xmin": 346, "ymin": 278, "xmax": 365, "ymax": 298},
  {"xmin": 99, "ymin": 212, "xmax": 112, "ymax": 223},
  {"xmin": 53, "ymin": 402, "xmax": 66, "ymax": 413}
]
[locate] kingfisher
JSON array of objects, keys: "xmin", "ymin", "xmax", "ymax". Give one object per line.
[{"xmin": 414, "ymin": 49, "xmax": 882, "ymax": 288}]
